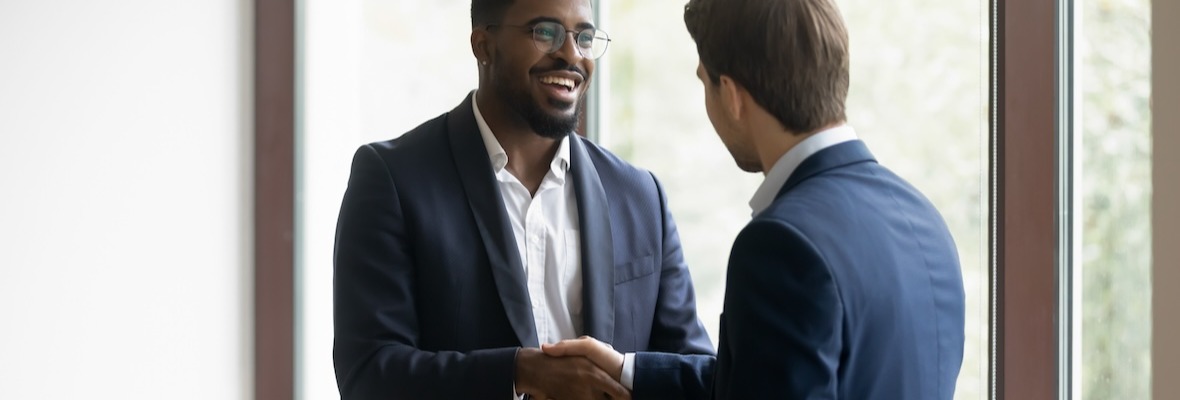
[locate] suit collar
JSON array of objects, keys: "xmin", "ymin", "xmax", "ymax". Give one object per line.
[
  {"xmin": 446, "ymin": 93, "xmax": 539, "ymax": 347},
  {"xmin": 749, "ymin": 125, "xmax": 858, "ymax": 215},
  {"xmin": 567, "ymin": 135, "xmax": 616, "ymax": 344},
  {"xmin": 776, "ymin": 139, "xmax": 877, "ymax": 200}
]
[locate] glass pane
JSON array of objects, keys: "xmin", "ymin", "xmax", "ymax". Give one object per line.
[
  {"xmin": 298, "ymin": 1, "xmax": 477, "ymax": 399},
  {"xmin": 1076, "ymin": 0, "xmax": 1153, "ymax": 397},
  {"xmin": 300, "ymin": 1, "xmax": 990, "ymax": 398},
  {"xmin": 601, "ymin": 0, "xmax": 989, "ymax": 398}
]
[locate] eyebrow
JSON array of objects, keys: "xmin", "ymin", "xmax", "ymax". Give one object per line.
[{"xmin": 524, "ymin": 16, "xmax": 596, "ymax": 31}]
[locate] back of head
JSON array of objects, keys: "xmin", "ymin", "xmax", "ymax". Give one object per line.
[
  {"xmin": 684, "ymin": 0, "xmax": 850, "ymax": 134},
  {"xmin": 471, "ymin": 0, "xmax": 515, "ymax": 27}
]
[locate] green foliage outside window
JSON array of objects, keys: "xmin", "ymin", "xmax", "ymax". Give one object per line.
[{"xmin": 1080, "ymin": 0, "xmax": 1152, "ymax": 398}]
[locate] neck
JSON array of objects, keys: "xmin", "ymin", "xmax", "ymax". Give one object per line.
[
  {"xmin": 475, "ymin": 90, "xmax": 563, "ymax": 194},
  {"xmin": 753, "ymin": 120, "xmax": 844, "ymax": 175}
]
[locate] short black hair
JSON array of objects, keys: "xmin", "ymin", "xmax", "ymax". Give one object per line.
[{"xmin": 471, "ymin": 0, "xmax": 515, "ymax": 27}]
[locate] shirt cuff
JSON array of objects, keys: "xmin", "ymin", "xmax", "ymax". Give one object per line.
[{"xmin": 621, "ymin": 352, "xmax": 636, "ymax": 390}]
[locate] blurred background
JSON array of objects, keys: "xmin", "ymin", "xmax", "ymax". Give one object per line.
[{"xmin": 0, "ymin": 0, "xmax": 1165, "ymax": 399}]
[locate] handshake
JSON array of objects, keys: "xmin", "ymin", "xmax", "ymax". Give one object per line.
[{"xmin": 515, "ymin": 336, "xmax": 629, "ymax": 400}]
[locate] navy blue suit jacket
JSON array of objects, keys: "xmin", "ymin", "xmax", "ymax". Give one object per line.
[
  {"xmin": 332, "ymin": 94, "xmax": 714, "ymax": 399},
  {"xmin": 633, "ymin": 140, "xmax": 965, "ymax": 399}
]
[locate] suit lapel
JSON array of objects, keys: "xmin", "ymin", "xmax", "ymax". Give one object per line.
[
  {"xmin": 568, "ymin": 135, "xmax": 616, "ymax": 344},
  {"xmin": 446, "ymin": 94, "xmax": 539, "ymax": 347},
  {"xmin": 778, "ymin": 139, "xmax": 877, "ymax": 198}
]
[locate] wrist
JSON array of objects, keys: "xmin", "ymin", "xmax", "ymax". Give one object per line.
[{"xmin": 513, "ymin": 347, "xmax": 541, "ymax": 394}]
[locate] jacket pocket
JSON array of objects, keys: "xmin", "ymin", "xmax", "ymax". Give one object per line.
[{"xmin": 613, "ymin": 254, "xmax": 657, "ymax": 284}]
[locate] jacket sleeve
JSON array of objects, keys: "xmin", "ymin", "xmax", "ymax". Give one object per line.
[
  {"xmin": 645, "ymin": 172, "xmax": 716, "ymax": 357},
  {"xmin": 632, "ymin": 352, "xmax": 716, "ymax": 400},
  {"xmin": 713, "ymin": 218, "xmax": 842, "ymax": 399},
  {"xmin": 332, "ymin": 144, "xmax": 518, "ymax": 400},
  {"xmin": 633, "ymin": 217, "xmax": 843, "ymax": 400}
]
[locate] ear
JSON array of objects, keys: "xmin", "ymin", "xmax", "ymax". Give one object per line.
[
  {"xmin": 471, "ymin": 29, "xmax": 492, "ymax": 65},
  {"xmin": 717, "ymin": 75, "xmax": 745, "ymax": 121}
]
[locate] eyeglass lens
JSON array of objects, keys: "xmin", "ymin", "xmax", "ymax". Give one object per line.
[{"xmin": 530, "ymin": 21, "xmax": 609, "ymax": 59}]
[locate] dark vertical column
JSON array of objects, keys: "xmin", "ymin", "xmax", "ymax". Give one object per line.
[
  {"xmin": 992, "ymin": 0, "xmax": 1059, "ymax": 398},
  {"xmin": 255, "ymin": 0, "xmax": 296, "ymax": 399},
  {"xmin": 1153, "ymin": 0, "xmax": 1179, "ymax": 397}
]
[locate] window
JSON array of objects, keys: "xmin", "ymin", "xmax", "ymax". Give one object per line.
[
  {"xmin": 1075, "ymin": 0, "xmax": 1153, "ymax": 397},
  {"xmin": 294, "ymin": 1, "xmax": 1161, "ymax": 399}
]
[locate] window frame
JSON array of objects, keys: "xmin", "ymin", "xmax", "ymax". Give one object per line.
[
  {"xmin": 255, "ymin": 0, "xmax": 296, "ymax": 398},
  {"xmin": 1153, "ymin": 2, "xmax": 1178, "ymax": 398},
  {"xmin": 991, "ymin": 0, "xmax": 1061, "ymax": 398},
  {"xmin": 256, "ymin": 0, "xmax": 1176, "ymax": 398}
]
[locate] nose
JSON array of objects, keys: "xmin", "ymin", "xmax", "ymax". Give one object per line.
[{"xmin": 551, "ymin": 31, "xmax": 585, "ymax": 64}]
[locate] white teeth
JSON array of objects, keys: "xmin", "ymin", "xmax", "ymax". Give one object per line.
[{"xmin": 540, "ymin": 76, "xmax": 575, "ymax": 90}]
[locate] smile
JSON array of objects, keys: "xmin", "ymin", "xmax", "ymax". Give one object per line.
[{"xmin": 540, "ymin": 76, "xmax": 577, "ymax": 91}]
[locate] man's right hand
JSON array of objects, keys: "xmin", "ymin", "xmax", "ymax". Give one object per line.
[
  {"xmin": 515, "ymin": 347, "xmax": 631, "ymax": 400},
  {"xmin": 541, "ymin": 336, "xmax": 625, "ymax": 382}
]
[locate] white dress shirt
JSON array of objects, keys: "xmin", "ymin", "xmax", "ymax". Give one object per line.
[
  {"xmin": 472, "ymin": 94, "xmax": 584, "ymax": 347},
  {"xmin": 619, "ymin": 124, "xmax": 858, "ymax": 390}
]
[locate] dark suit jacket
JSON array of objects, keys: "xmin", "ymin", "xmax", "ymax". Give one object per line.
[
  {"xmin": 332, "ymin": 94, "xmax": 714, "ymax": 399},
  {"xmin": 633, "ymin": 140, "xmax": 965, "ymax": 400}
]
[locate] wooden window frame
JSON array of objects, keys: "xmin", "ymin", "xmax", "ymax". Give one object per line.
[
  {"xmin": 992, "ymin": 0, "xmax": 1061, "ymax": 398},
  {"xmin": 1153, "ymin": 1, "xmax": 1179, "ymax": 397},
  {"xmin": 254, "ymin": 0, "xmax": 296, "ymax": 399}
]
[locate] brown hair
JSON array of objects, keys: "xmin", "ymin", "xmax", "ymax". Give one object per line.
[{"xmin": 684, "ymin": 0, "xmax": 849, "ymax": 134}]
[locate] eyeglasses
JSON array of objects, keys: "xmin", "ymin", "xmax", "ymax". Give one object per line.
[{"xmin": 487, "ymin": 21, "xmax": 611, "ymax": 59}]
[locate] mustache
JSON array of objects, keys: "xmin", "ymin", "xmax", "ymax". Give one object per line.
[{"xmin": 529, "ymin": 60, "xmax": 586, "ymax": 79}]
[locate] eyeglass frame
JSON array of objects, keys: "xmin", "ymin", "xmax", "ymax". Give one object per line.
[{"xmin": 485, "ymin": 21, "xmax": 612, "ymax": 59}]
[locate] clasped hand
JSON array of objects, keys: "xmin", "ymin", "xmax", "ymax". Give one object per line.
[{"xmin": 514, "ymin": 336, "xmax": 628, "ymax": 400}]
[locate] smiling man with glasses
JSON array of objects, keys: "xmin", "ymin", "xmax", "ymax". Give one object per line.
[{"xmin": 331, "ymin": 0, "xmax": 714, "ymax": 399}]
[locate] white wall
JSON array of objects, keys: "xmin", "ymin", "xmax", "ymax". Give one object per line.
[
  {"xmin": 1153, "ymin": 0, "xmax": 1178, "ymax": 397},
  {"xmin": 0, "ymin": 1, "xmax": 252, "ymax": 399}
]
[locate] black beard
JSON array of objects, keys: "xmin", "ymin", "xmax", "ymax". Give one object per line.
[
  {"xmin": 492, "ymin": 62, "xmax": 584, "ymax": 139},
  {"xmin": 518, "ymin": 95, "xmax": 581, "ymax": 139}
]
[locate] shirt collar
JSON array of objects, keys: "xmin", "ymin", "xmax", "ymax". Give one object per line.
[
  {"xmin": 472, "ymin": 90, "xmax": 571, "ymax": 179},
  {"xmin": 749, "ymin": 124, "xmax": 858, "ymax": 216}
]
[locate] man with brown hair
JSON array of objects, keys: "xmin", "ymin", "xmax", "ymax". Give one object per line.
[{"xmin": 543, "ymin": 0, "xmax": 966, "ymax": 398}]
